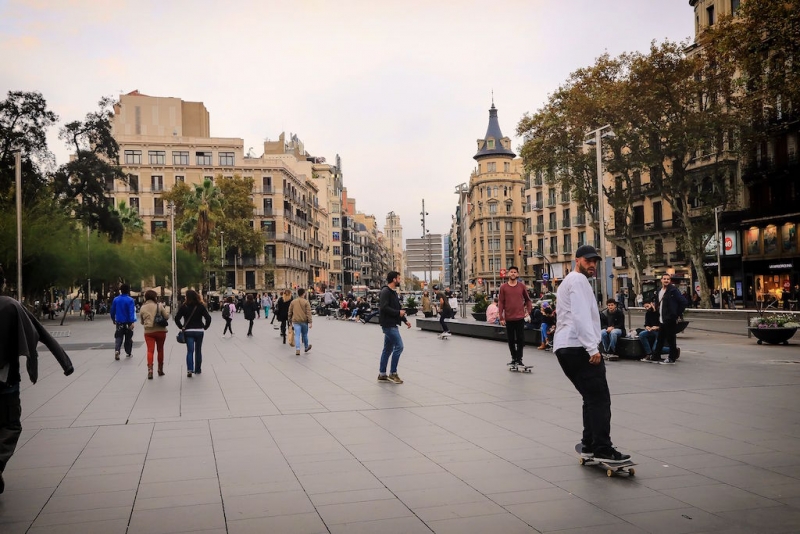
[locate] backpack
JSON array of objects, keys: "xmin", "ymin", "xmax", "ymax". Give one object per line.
[{"xmin": 222, "ymin": 304, "xmax": 231, "ymax": 319}]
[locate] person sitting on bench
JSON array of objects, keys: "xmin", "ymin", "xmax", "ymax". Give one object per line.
[
  {"xmin": 637, "ymin": 300, "xmax": 671, "ymax": 361},
  {"xmin": 600, "ymin": 299, "xmax": 626, "ymax": 354}
]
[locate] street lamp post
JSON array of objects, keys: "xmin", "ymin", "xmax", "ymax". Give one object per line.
[
  {"xmin": 15, "ymin": 152, "xmax": 22, "ymax": 302},
  {"xmin": 586, "ymin": 124, "xmax": 615, "ymax": 305},
  {"xmin": 87, "ymin": 227, "xmax": 91, "ymax": 309},
  {"xmin": 420, "ymin": 199, "xmax": 430, "ymax": 286},
  {"xmin": 169, "ymin": 201, "xmax": 178, "ymax": 314}
]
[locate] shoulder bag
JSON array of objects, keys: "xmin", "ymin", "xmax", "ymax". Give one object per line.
[
  {"xmin": 176, "ymin": 305, "xmax": 198, "ymax": 344},
  {"xmin": 154, "ymin": 303, "xmax": 169, "ymax": 328}
]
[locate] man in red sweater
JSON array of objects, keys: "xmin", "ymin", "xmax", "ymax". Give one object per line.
[{"xmin": 498, "ymin": 266, "xmax": 533, "ymax": 366}]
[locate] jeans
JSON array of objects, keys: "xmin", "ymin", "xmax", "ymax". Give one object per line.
[
  {"xmin": 380, "ymin": 326, "xmax": 403, "ymax": 374},
  {"xmin": 280, "ymin": 319, "xmax": 288, "ymax": 339},
  {"xmin": 223, "ymin": 318, "xmax": 233, "ymax": 335},
  {"xmin": 184, "ymin": 331, "xmax": 204, "ymax": 372},
  {"xmin": 114, "ymin": 323, "xmax": 134, "ymax": 355},
  {"xmin": 653, "ymin": 321, "xmax": 679, "ymax": 361},
  {"xmin": 439, "ymin": 311, "xmax": 450, "ymax": 333},
  {"xmin": 555, "ymin": 347, "xmax": 613, "ymax": 453},
  {"xmin": 144, "ymin": 331, "xmax": 167, "ymax": 369},
  {"xmin": 247, "ymin": 319, "xmax": 254, "ymax": 336},
  {"xmin": 540, "ymin": 323, "xmax": 549, "ymax": 344},
  {"xmin": 505, "ymin": 319, "xmax": 526, "ymax": 362},
  {"xmin": 293, "ymin": 322, "xmax": 309, "ymax": 350},
  {"xmin": 601, "ymin": 329, "xmax": 622, "ymax": 353},
  {"xmin": 0, "ymin": 389, "xmax": 22, "ymax": 474}
]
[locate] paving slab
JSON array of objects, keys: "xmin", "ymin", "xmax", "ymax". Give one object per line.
[{"xmin": 2, "ymin": 313, "xmax": 799, "ymax": 532}]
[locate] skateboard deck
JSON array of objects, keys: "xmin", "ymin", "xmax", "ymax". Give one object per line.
[
  {"xmin": 574, "ymin": 443, "xmax": 635, "ymax": 477},
  {"xmin": 507, "ymin": 363, "xmax": 533, "ymax": 373},
  {"xmin": 437, "ymin": 333, "xmax": 451, "ymax": 340}
]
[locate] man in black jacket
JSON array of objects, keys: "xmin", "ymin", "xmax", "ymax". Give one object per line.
[
  {"xmin": 652, "ymin": 274, "xmax": 685, "ymax": 364},
  {"xmin": 0, "ymin": 270, "xmax": 74, "ymax": 494},
  {"xmin": 637, "ymin": 300, "xmax": 672, "ymax": 361},
  {"xmin": 378, "ymin": 271, "xmax": 410, "ymax": 384},
  {"xmin": 600, "ymin": 299, "xmax": 626, "ymax": 355}
]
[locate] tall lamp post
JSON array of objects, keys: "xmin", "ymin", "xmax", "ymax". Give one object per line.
[
  {"xmin": 169, "ymin": 201, "xmax": 178, "ymax": 314},
  {"xmin": 420, "ymin": 199, "xmax": 430, "ymax": 286},
  {"xmin": 585, "ymin": 124, "xmax": 615, "ymax": 305},
  {"xmin": 15, "ymin": 152, "xmax": 22, "ymax": 302},
  {"xmin": 87, "ymin": 227, "xmax": 91, "ymax": 309}
]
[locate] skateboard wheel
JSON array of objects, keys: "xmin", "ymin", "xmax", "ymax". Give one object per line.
[
  {"xmin": 628, "ymin": 468, "xmax": 635, "ymax": 476},
  {"xmin": 579, "ymin": 458, "xmax": 585, "ymax": 465},
  {"xmin": 607, "ymin": 469, "xmax": 613, "ymax": 477}
]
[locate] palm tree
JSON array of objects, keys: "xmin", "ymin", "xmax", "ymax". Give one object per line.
[
  {"xmin": 180, "ymin": 178, "xmax": 222, "ymax": 264},
  {"xmin": 113, "ymin": 200, "xmax": 144, "ymax": 235}
]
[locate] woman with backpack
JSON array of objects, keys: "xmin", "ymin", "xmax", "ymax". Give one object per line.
[{"xmin": 222, "ymin": 296, "xmax": 235, "ymax": 336}]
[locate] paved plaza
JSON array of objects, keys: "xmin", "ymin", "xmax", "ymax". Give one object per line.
[{"xmin": 2, "ymin": 312, "xmax": 800, "ymax": 533}]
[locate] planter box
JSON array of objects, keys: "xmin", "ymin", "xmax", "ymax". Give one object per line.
[
  {"xmin": 471, "ymin": 312, "xmax": 487, "ymax": 321},
  {"xmin": 748, "ymin": 327, "xmax": 798, "ymax": 345}
]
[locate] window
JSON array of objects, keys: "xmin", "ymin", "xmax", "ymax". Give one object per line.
[
  {"xmin": 129, "ymin": 197, "xmax": 140, "ymax": 213},
  {"xmin": 104, "ymin": 177, "xmax": 114, "ymax": 191},
  {"xmin": 334, "ymin": 260, "xmax": 341, "ymax": 270},
  {"xmin": 504, "ymin": 162, "xmax": 510, "ymax": 172},
  {"xmin": 731, "ymin": 0, "xmax": 740, "ymax": 13},
  {"xmin": 707, "ymin": 5, "xmax": 714, "ymax": 25},
  {"xmin": 505, "ymin": 238, "xmax": 513, "ymax": 251},
  {"xmin": 505, "ymin": 203, "xmax": 512, "ymax": 214},
  {"xmin": 196, "ymin": 151, "xmax": 212, "ymax": 165},
  {"xmin": 204, "ymin": 176, "xmax": 214, "ymax": 184},
  {"xmin": 154, "ymin": 197, "xmax": 164, "ymax": 216},
  {"xmin": 124, "ymin": 150, "xmax": 142, "ymax": 164},
  {"xmin": 505, "ymin": 221, "xmax": 512, "ymax": 232},
  {"xmin": 333, "ymin": 246, "xmax": 341, "ymax": 255},
  {"xmin": 489, "ymin": 203, "xmax": 497, "ymax": 214},
  {"xmin": 151, "ymin": 220, "xmax": 167, "ymax": 234},
  {"xmin": 332, "ymin": 217, "xmax": 340, "ymax": 227},
  {"xmin": 175, "ymin": 175, "xmax": 184, "ymax": 184},
  {"xmin": 487, "ymin": 139, "xmax": 495, "ymax": 149},
  {"xmin": 151, "ymin": 175, "xmax": 163, "ymax": 192},
  {"xmin": 487, "ymin": 162, "xmax": 496, "ymax": 172},
  {"xmin": 332, "ymin": 231, "xmax": 340, "ymax": 241},
  {"xmin": 172, "ymin": 151, "xmax": 189, "ymax": 165},
  {"xmin": 148, "ymin": 150, "xmax": 166, "ymax": 165},
  {"xmin": 128, "ymin": 175, "xmax": 139, "ymax": 192},
  {"xmin": 219, "ymin": 152, "xmax": 235, "ymax": 166}
]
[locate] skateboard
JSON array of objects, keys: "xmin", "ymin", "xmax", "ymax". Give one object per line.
[
  {"xmin": 507, "ymin": 362, "xmax": 533, "ymax": 373},
  {"xmin": 575, "ymin": 443, "xmax": 635, "ymax": 477},
  {"xmin": 437, "ymin": 332, "xmax": 451, "ymax": 340}
]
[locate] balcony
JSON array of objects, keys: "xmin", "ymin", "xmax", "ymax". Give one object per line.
[
  {"xmin": 560, "ymin": 219, "xmax": 571, "ymax": 229},
  {"xmin": 254, "ymin": 186, "xmax": 273, "ymax": 194},
  {"xmin": 254, "ymin": 208, "xmax": 274, "ymax": 217},
  {"xmin": 572, "ymin": 215, "xmax": 586, "ymax": 226},
  {"xmin": 275, "ymin": 257, "xmax": 308, "ymax": 269},
  {"xmin": 263, "ymin": 231, "xmax": 277, "ymax": 240},
  {"xmin": 560, "ymin": 192, "xmax": 571, "ymax": 204},
  {"xmin": 547, "ymin": 222, "xmax": 558, "ymax": 231},
  {"xmin": 650, "ymin": 253, "xmax": 667, "ymax": 266},
  {"xmin": 669, "ymin": 251, "xmax": 689, "ymax": 264},
  {"xmin": 548, "ymin": 246, "xmax": 559, "ymax": 256},
  {"xmin": 742, "ymin": 153, "xmax": 800, "ymax": 187},
  {"xmin": 531, "ymin": 201, "xmax": 543, "ymax": 211},
  {"xmin": 534, "ymin": 224, "xmax": 545, "ymax": 233},
  {"xmin": 643, "ymin": 182, "xmax": 661, "ymax": 197},
  {"xmin": 546, "ymin": 197, "xmax": 557, "ymax": 208},
  {"xmin": 532, "ymin": 177, "xmax": 543, "ymax": 187}
]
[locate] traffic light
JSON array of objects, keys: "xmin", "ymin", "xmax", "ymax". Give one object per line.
[{"xmin": 518, "ymin": 247, "xmax": 523, "ymax": 257}]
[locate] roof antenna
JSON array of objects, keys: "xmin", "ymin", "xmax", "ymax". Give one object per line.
[{"xmin": 491, "ymin": 89, "xmax": 494, "ymax": 107}]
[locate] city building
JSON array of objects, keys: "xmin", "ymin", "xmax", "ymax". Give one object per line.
[{"xmin": 467, "ymin": 102, "xmax": 527, "ymax": 294}]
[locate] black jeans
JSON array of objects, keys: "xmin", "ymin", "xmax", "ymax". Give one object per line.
[
  {"xmin": 653, "ymin": 320, "xmax": 679, "ymax": 361},
  {"xmin": 280, "ymin": 319, "xmax": 288, "ymax": 341},
  {"xmin": 505, "ymin": 319, "xmax": 526, "ymax": 362},
  {"xmin": 439, "ymin": 311, "xmax": 450, "ymax": 333},
  {"xmin": 0, "ymin": 388, "xmax": 22, "ymax": 474},
  {"xmin": 556, "ymin": 347, "xmax": 612, "ymax": 452},
  {"xmin": 223, "ymin": 318, "xmax": 233, "ymax": 335},
  {"xmin": 114, "ymin": 323, "xmax": 133, "ymax": 355},
  {"xmin": 247, "ymin": 319, "xmax": 254, "ymax": 336}
]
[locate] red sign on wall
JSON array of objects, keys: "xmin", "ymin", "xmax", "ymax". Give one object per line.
[{"xmin": 499, "ymin": 268, "xmax": 507, "ymax": 278}]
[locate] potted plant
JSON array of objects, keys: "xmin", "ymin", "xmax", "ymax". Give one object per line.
[
  {"xmin": 404, "ymin": 296, "xmax": 418, "ymax": 316},
  {"xmin": 748, "ymin": 313, "xmax": 800, "ymax": 345},
  {"xmin": 471, "ymin": 293, "xmax": 489, "ymax": 321}
]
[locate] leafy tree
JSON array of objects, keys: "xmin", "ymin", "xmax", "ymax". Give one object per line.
[
  {"xmin": 162, "ymin": 178, "xmax": 222, "ymax": 264},
  {"xmin": 52, "ymin": 97, "xmax": 128, "ymax": 242},
  {"xmin": 112, "ymin": 199, "xmax": 144, "ymax": 235},
  {"xmin": 216, "ymin": 175, "xmax": 265, "ymax": 258}
]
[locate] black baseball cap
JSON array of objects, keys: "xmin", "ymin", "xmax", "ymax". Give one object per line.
[{"xmin": 575, "ymin": 245, "xmax": 601, "ymax": 260}]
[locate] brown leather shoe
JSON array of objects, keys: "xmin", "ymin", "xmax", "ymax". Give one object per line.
[
  {"xmin": 147, "ymin": 368, "xmax": 153, "ymax": 380},
  {"xmin": 538, "ymin": 343, "xmax": 547, "ymax": 350}
]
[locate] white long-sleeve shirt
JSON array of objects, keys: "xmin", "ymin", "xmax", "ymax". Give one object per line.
[{"xmin": 553, "ymin": 271, "xmax": 601, "ymax": 354}]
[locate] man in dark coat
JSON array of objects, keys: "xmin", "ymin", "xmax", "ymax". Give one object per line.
[{"xmin": 652, "ymin": 274, "xmax": 686, "ymax": 364}]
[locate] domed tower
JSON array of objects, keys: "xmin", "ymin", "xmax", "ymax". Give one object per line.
[{"xmin": 467, "ymin": 102, "xmax": 526, "ymax": 294}]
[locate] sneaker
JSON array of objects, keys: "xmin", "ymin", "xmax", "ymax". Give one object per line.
[
  {"xmin": 580, "ymin": 445, "xmax": 594, "ymax": 458},
  {"xmin": 593, "ymin": 448, "xmax": 631, "ymax": 464},
  {"xmin": 660, "ymin": 359, "xmax": 677, "ymax": 365},
  {"xmin": 305, "ymin": 345, "xmax": 312, "ymax": 353},
  {"xmin": 295, "ymin": 350, "xmax": 301, "ymax": 356},
  {"xmin": 377, "ymin": 374, "xmax": 390, "ymax": 382},
  {"xmin": 187, "ymin": 371, "xmax": 193, "ymax": 377},
  {"xmin": 114, "ymin": 351, "xmax": 120, "ymax": 360},
  {"xmin": 639, "ymin": 355, "xmax": 652, "ymax": 362},
  {"xmin": 126, "ymin": 353, "xmax": 132, "ymax": 358},
  {"xmin": 388, "ymin": 373, "xmax": 403, "ymax": 384}
]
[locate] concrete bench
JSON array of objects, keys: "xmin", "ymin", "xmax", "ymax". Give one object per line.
[{"xmin": 416, "ymin": 317, "xmax": 542, "ymax": 345}]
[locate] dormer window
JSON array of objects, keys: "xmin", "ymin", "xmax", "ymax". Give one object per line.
[{"xmin": 487, "ymin": 139, "xmax": 495, "ymax": 149}]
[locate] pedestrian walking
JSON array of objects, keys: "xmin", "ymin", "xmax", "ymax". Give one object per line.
[
  {"xmin": 276, "ymin": 289, "xmax": 292, "ymax": 343},
  {"xmin": 222, "ymin": 297, "xmax": 234, "ymax": 336},
  {"xmin": 262, "ymin": 293, "xmax": 272, "ymax": 319},
  {"xmin": 139, "ymin": 290, "xmax": 170, "ymax": 379},
  {"xmin": 243, "ymin": 294, "xmax": 258, "ymax": 336},
  {"xmin": 553, "ymin": 245, "xmax": 631, "ymax": 464},
  {"xmin": 377, "ymin": 271, "xmax": 411, "ymax": 384},
  {"xmin": 651, "ymin": 273, "xmax": 685, "ymax": 364},
  {"xmin": 175, "ymin": 289, "xmax": 212, "ymax": 377},
  {"xmin": 498, "ymin": 266, "xmax": 533, "ymax": 366},
  {"xmin": 110, "ymin": 284, "xmax": 137, "ymax": 360},
  {"xmin": 287, "ymin": 288, "xmax": 313, "ymax": 355}
]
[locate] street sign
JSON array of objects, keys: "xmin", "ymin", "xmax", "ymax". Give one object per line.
[
  {"xmin": 542, "ymin": 273, "xmax": 549, "ymax": 281},
  {"xmin": 499, "ymin": 268, "xmax": 507, "ymax": 278}
]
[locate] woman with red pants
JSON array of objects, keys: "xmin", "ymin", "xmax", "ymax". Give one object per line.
[{"xmin": 140, "ymin": 290, "xmax": 170, "ymax": 379}]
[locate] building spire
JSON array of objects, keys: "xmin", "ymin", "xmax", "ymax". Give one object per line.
[{"xmin": 474, "ymin": 99, "xmax": 515, "ymax": 160}]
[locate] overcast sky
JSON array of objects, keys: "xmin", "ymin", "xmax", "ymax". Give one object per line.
[{"xmin": 1, "ymin": 0, "xmax": 693, "ymax": 240}]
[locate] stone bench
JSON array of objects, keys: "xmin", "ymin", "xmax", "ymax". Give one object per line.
[{"xmin": 415, "ymin": 317, "xmax": 542, "ymax": 345}]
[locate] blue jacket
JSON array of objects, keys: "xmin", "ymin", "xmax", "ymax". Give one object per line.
[{"xmin": 111, "ymin": 294, "xmax": 137, "ymax": 324}]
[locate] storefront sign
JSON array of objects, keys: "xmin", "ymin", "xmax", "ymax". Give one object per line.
[
  {"xmin": 769, "ymin": 263, "xmax": 793, "ymax": 270},
  {"xmin": 723, "ymin": 231, "xmax": 739, "ymax": 255}
]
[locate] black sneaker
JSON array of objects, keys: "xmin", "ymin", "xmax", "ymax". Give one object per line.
[
  {"xmin": 673, "ymin": 347, "xmax": 681, "ymax": 361},
  {"xmin": 305, "ymin": 345, "xmax": 312, "ymax": 353},
  {"xmin": 580, "ymin": 444, "xmax": 594, "ymax": 458},
  {"xmin": 594, "ymin": 448, "xmax": 631, "ymax": 464}
]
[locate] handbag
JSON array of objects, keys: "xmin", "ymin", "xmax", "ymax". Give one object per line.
[
  {"xmin": 176, "ymin": 305, "xmax": 198, "ymax": 344},
  {"xmin": 287, "ymin": 325, "xmax": 295, "ymax": 345},
  {"xmin": 154, "ymin": 303, "xmax": 169, "ymax": 328}
]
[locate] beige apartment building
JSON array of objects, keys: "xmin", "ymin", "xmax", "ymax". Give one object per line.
[
  {"xmin": 109, "ymin": 91, "xmax": 330, "ymax": 292},
  {"xmin": 467, "ymin": 103, "xmax": 527, "ymax": 294},
  {"xmin": 383, "ymin": 212, "xmax": 404, "ymax": 280}
]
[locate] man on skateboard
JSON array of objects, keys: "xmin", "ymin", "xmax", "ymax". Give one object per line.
[
  {"xmin": 553, "ymin": 245, "xmax": 631, "ymax": 464},
  {"xmin": 498, "ymin": 266, "xmax": 533, "ymax": 367}
]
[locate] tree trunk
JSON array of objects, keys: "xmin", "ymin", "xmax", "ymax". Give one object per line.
[{"xmin": 682, "ymin": 212, "xmax": 712, "ymax": 309}]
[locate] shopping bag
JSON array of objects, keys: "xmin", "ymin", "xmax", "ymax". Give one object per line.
[{"xmin": 287, "ymin": 326, "xmax": 295, "ymax": 346}]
